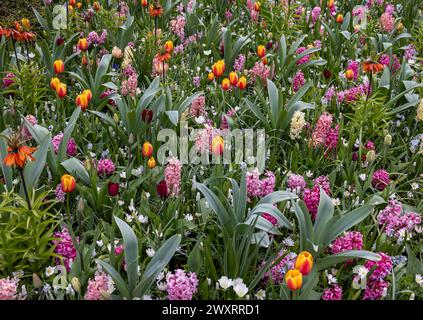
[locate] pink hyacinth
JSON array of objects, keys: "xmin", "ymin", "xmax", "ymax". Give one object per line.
[
  {"xmin": 190, "ymin": 95, "xmax": 206, "ymax": 117},
  {"xmin": 362, "ymin": 252, "xmax": 392, "ymax": 300},
  {"xmin": 303, "ymin": 187, "xmax": 320, "ymax": 220},
  {"xmin": 363, "ymin": 278, "xmax": 390, "ymax": 300},
  {"xmin": 295, "ymin": 47, "xmax": 310, "ymax": 65},
  {"xmin": 121, "ymin": 74, "xmax": 138, "ymax": 97},
  {"xmin": 51, "ymin": 132, "xmax": 78, "ymax": 156},
  {"xmin": 21, "ymin": 114, "xmax": 38, "ymax": 140},
  {"xmin": 261, "ymin": 251, "xmax": 297, "ymax": 284},
  {"xmin": 292, "ymin": 70, "xmax": 305, "ymax": 92},
  {"xmin": 324, "ymin": 125, "xmax": 339, "ymax": 155},
  {"xmin": 377, "ymin": 200, "xmax": 421, "ymax": 238},
  {"xmin": 249, "ymin": 61, "xmax": 271, "ymax": 83},
  {"xmin": 2, "ymin": 73, "xmax": 15, "ymax": 87},
  {"xmin": 380, "ymin": 12, "xmax": 395, "ymax": 33},
  {"xmin": 0, "ymin": 277, "xmax": 19, "ymax": 300},
  {"xmin": 53, "ymin": 227, "xmax": 78, "ymax": 271},
  {"xmin": 322, "ymin": 284, "xmax": 343, "ymax": 300},
  {"xmin": 385, "ymin": 4, "xmax": 395, "ymax": 14},
  {"xmin": 346, "ymin": 61, "xmax": 359, "ymax": 81},
  {"xmin": 371, "ymin": 169, "xmax": 390, "ymax": 190},
  {"xmin": 233, "ymin": 54, "xmax": 246, "ymax": 72},
  {"xmin": 336, "ymin": 82, "xmax": 370, "ymax": 104},
  {"xmin": 166, "ymin": 269, "xmax": 198, "ymax": 300},
  {"xmin": 170, "ymin": 15, "xmax": 186, "ymax": 41},
  {"xmin": 84, "ymin": 272, "xmax": 114, "ymax": 300},
  {"xmin": 97, "ymin": 158, "xmax": 116, "ymax": 176},
  {"xmin": 313, "ymin": 175, "xmax": 331, "ymax": 195},
  {"xmin": 331, "ymin": 231, "xmax": 363, "ymax": 254},
  {"xmin": 246, "ymin": 169, "xmax": 275, "ymax": 199},
  {"xmin": 165, "ymin": 157, "xmax": 182, "ymax": 197},
  {"xmin": 379, "ymin": 54, "xmax": 401, "ymax": 73},
  {"xmin": 311, "ymin": 6, "xmax": 321, "ymax": 24},
  {"xmin": 287, "ymin": 174, "xmax": 306, "ymax": 193},
  {"xmin": 311, "ymin": 113, "xmax": 333, "ymax": 147},
  {"xmin": 404, "ymin": 44, "xmax": 417, "ymax": 61}
]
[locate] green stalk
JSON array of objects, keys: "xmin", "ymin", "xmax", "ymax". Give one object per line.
[{"xmin": 18, "ymin": 167, "xmax": 31, "ymax": 210}]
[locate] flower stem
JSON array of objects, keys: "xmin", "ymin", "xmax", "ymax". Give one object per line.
[
  {"xmin": 11, "ymin": 38, "xmax": 21, "ymax": 72},
  {"xmin": 18, "ymin": 167, "xmax": 31, "ymax": 210}
]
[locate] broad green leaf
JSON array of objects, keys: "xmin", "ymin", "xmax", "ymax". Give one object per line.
[{"xmin": 316, "ymin": 251, "xmax": 381, "ymax": 271}]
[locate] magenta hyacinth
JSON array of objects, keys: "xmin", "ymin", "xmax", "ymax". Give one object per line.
[
  {"xmin": 52, "ymin": 132, "xmax": 78, "ymax": 156},
  {"xmin": 52, "ymin": 227, "xmax": 78, "ymax": 271},
  {"xmin": 165, "ymin": 157, "xmax": 182, "ymax": 197},
  {"xmin": 371, "ymin": 169, "xmax": 390, "ymax": 190},
  {"xmin": 322, "ymin": 284, "xmax": 343, "ymax": 300},
  {"xmin": 362, "ymin": 253, "xmax": 393, "ymax": 300},
  {"xmin": 190, "ymin": 95, "xmax": 206, "ymax": 117},
  {"xmin": 295, "ymin": 47, "xmax": 310, "ymax": 65},
  {"xmin": 331, "ymin": 231, "xmax": 363, "ymax": 254},
  {"xmin": 166, "ymin": 269, "xmax": 199, "ymax": 300},
  {"xmin": 84, "ymin": 272, "xmax": 114, "ymax": 300},
  {"xmin": 97, "ymin": 158, "xmax": 116, "ymax": 176},
  {"xmin": 287, "ymin": 173, "xmax": 306, "ymax": 192},
  {"xmin": 55, "ymin": 183, "xmax": 66, "ymax": 203},
  {"xmin": 246, "ymin": 169, "xmax": 276, "ymax": 199},
  {"xmin": 292, "ymin": 70, "xmax": 305, "ymax": 92}
]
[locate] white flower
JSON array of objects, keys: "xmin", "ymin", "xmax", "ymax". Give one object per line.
[
  {"xmin": 128, "ymin": 199, "xmax": 136, "ymax": 212},
  {"xmin": 218, "ymin": 276, "xmax": 233, "ymax": 290},
  {"xmin": 142, "ymin": 295, "xmax": 153, "ymax": 300},
  {"xmin": 119, "ymin": 171, "xmax": 126, "ymax": 179},
  {"xmin": 157, "ymin": 281, "xmax": 167, "ymax": 291},
  {"xmin": 96, "ymin": 240, "xmax": 103, "ymax": 247},
  {"xmin": 305, "ymin": 170, "xmax": 313, "ymax": 178},
  {"xmin": 156, "ymin": 272, "xmax": 165, "ymax": 281},
  {"xmin": 332, "ymin": 198, "xmax": 340, "ymax": 206},
  {"xmin": 411, "ymin": 182, "xmax": 419, "ymax": 190},
  {"xmin": 125, "ymin": 213, "xmax": 133, "ymax": 223},
  {"xmin": 282, "ymin": 237, "xmax": 295, "ymax": 247},
  {"xmin": 184, "ymin": 214, "xmax": 194, "ymax": 221},
  {"xmin": 255, "ymin": 289, "xmax": 266, "ymax": 300},
  {"xmin": 138, "ymin": 214, "xmax": 148, "ymax": 224},
  {"xmin": 12, "ymin": 179, "xmax": 19, "ymax": 185},
  {"xmin": 131, "ymin": 166, "xmax": 144, "ymax": 177},
  {"xmin": 415, "ymin": 274, "xmax": 423, "ymax": 287},
  {"xmin": 146, "ymin": 248, "xmax": 155, "ymax": 257},
  {"xmin": 409, "ymin": 292, "xmax": 415, "ymax": 300},
  {"xmin": 354, "ymin": 265, "xmax": 369, "ymax": 279},
  {"xmin": 118, "ymin": 200, "xmax": 125, "ymax": 206},
  {"xmin": 45, "ymin": 266, "xmax": 56, "ymax": 277},
  {"xmin": 233, "ymin": 282, "xmax": 248, "ymax": 298},
  {"xmin": 66, "ymin": 284, "xmax": 75, "ymax": 295},
  {"xmin": 359, "ymin": 173, "xmax": 366, "ymax": 181},
  {"xmin": 327, "ymin": 274, "xmax": 337, "ymax": 285}
]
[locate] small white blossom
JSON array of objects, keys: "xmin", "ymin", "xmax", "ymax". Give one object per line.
[
  {"xmin": 255, "ymin": 289, "xmax": 266, "ymax": 300},
  {"xmin": 233, "ymin": 282, "xmax": 248, "ymax": 298},
  {"xmin": 146, "ymin": 248, "xmax": 155, "ymax": 257},
  {"xmin": 218, "ymin": 276, "xmax": 233, "ymax": 290},
  {"xmin": 45, "ymin": 266, "xmax": 56, "ymax": 277}
]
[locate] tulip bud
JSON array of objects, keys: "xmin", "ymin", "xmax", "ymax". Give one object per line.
[
  {"xmin": 164, "ymin": 40, "xmax": 174, "ymax": 53},
  {"xmin": 211, "ymin": 135, "xmax": 224, "ymax": 155},
  {"xmin": 208, "ymin": 72, "xmax": 215, "ymax": 81},
  {"xmin": 141, "ymin": 0, "xmax": 148, "ymax": 7},
  {"xmin": 295, "ymin": 251, "xmax": 314, "ymax": 275},
  {"xmin": 76, "ymin": 93, "xmax": 89, "ymax": 111},
  {"xmin": 77, "ymin": 2, "xmax": 82, "ymax": 9},
  {"xmin": 113, "ymin": 113, "xmax": 120, "ymax": 124},
  {"xmin": 81, "ymin": 54, "xmax": 88, "ymax": 66},
  {"xmin": 56, "ymin": 37, "xmax": 65, "ymax": 46},
  {"xmin": 93, "ymin": 1, "xmax": 101, "ymax": 11},
  {"xmin": 142, "ymin": 109, "xmax": 153, "ymax": 123},
  {"xmin": 366, "ymin": 150, "xmax": 376, "ymax": 163},
  {"xmin": 261, "ymin": 57, "xmax": 268, "ymax": 65},
  {"xmin": 285, "ymin": 269, "xmax": 302, "ymax": 291},
  {"xmin": 112, "ymin": 46, "xmax": 123, "ymax": 59},
  {"xmin": 384, "ymin": 134, "xmax": 392, "ymax": 145},
  {"xmin": 71, "ymin": 277, "xmax": 81, "ymax": 293},
  {"xmin": 61, "ymin": 174, "xmax": 76, "ymax": 193},
  {"xmin": 229, "ymin": 72, "xmax": 238, "ymax": 86},
  {"xmin": 323, "ymin": 69, "xmax": 332, "ymax": 79},
  {"xmin": 156, "ymin": 180, "xmax": 168, "ymax": 198},
  {"xmin": 32, "ymin": 273, "xmax": 42, "ymax": 289},
  {"xmin": 254, "ymin": 1, "xmax": 261, "ymax": 12},
  {"xmin": 69, "ymin": 0, "xmax": 76, "ymax": 5},
  {"xmin": 142, "ymin": 142, "xmax": 153, "ymax": 157},
  {"xmin": 345, "ymin": 69, "xmax": 354, "ymax": 80},
  {"xmin": 237, "ymin": 76, "xmax": 247, "ymax": 90},
  {"xmin": 77, "ymin": 38, "xmax": 89, "ymax": 51},
  {"xmin": 56, "ymin": 83, "xmax": 67, "ymax": 99},
  {"xmin": 212, "ymin": 60, "xmax": 225, "ymax": 78},
  {"xmin": 147, "ymin": 156, "xmax": 156, "ymax": 169},
  {"xmin": 108, "ymin": 182, "xmax": 119, "ymax": 196},
  {"xmin": 257, "ymin": 45, "xmax": 266, "ymax": 58},
  {"xmin": 50, "ymin": 77, "xmax": 61, "ymax": 90},
  {"xmin": 53, "ymin": 59, "xmax": 65, "ymax": 74},
  {"xmin": 336, "ymin": 14, "xmax": 343, "ymax": 24},
  {"xmin": 221, "ymin": 78, "xmax": 231, "ymax": 91},
  {"xmin": 83, "ymin": 89, "xmax": 92, "ymax": 102},
  {"xmin": 396, "ymin": 22, "xmax": 404, "ymax": 32}
]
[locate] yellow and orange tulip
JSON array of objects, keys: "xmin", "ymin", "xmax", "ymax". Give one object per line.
[
  {"xmin": 295, "ymin": 251, "xmax": 314, "ymax": 276},
  {"xmin": 56, "ymin": 83, "xmax": 67, "ymax": 99},
  {"xmin": 61, "ymin": 174, "xmax": 76, "ymax": 193},
  {"xmin": 142, "ymin": 142, "xmax": 153, "ymax": 157},
  {"xmin": 147, "ymin": 156, "xmax": 156, "ymax": 169},
  {"xmin": 237, "ymin": 76, "xmax": 247, "ymax": 90},
  {"xmin": 212, "ymin": 60, "xmax": 225, "ymax": 78},
  {"xmin": 77, "ymin": 38, "xmax": 89, "ymax": 51},
  {"xmin": 53, "ymin": 59, "xmax": 65, "ymax": 74},
  {"xmin": 285, "ymin": 269, "xmax": 303, "ymax": 291},
  {"xmin": 211, "ymin": 136, "xmax": 224, "ymax": 155},
  {"xmin": 257, "ymin": 45, "xmax": 266, "ymax": 58},
  {"xmin": 229, "ymin": 72, "xmax": 238, "ymax": 86},
  {"xmin": 221, "ymin": 78, "xmax": 231, "ymax": 91}
]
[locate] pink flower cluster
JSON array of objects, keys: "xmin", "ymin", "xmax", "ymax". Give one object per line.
[
  {"xmin": 246, "ymin": 168, "xmax": 276, "ymax": 199},
  {"xmin": 53, "ymin": 227, "xmax": 78, "ymax": 271},
  {"xmin": 380, "ymin": 12, "xmax": 395, "ymax": 33},
  {"xmin": 295, "ymin": 47, "xmax": 310, "ymax": 65},
  {"xmin": 2, "ymin": 73, "xmax": 15, "ymax": 87},
  {"xmin": 170, "ymin": 15, "xmax": 186, "ymax": 40},
  {"xmin": 247, "ymin": 0, "xmax": 259, "ymax": 22},
  {"xmin": 336, "ymin": 82, "xmax": 370, "ymax": 104},
  {"xmin": 121, "ymin": 74, "xmax": 138, "ymax": 97},
  {"xmin": 362, "ymin": 253, "xmax": 392, "ymax": 300},
  {"xmin": 233, "ymin": 54, "xmax": 246, "ymax": 72},
  {"xmin": 190, "ymin": 95, "xmax": 206, "ymax": 117},
  {"xmin": 292, "ymin": 70, "xmax": 305, "ymax": 92},
  {"xmin": 165, "ymin": 157, "xmax": 182, "ymax": 197},
  {"xmin": 310, "ymin": 113, "xmax": 339, "ymax": 155},
  {"xmin": 55, "ymin": 183, "xmax": 66, "ymax": 202},
  {"xmin": 21, "ymin": 114, "xmax": 38, "ymax": 140},
  {"xmin": 331, "ymin": 231, "xmax": 363, "ymax": 254},
  {"xmin": 287, "ymin": 173, "xmax": 306, "ymax": 193},
  {"xmin": 379, "ymin": 54, "xmax": 401, "ymax": 73},
  {"xmin": 52, "ymin": 132, "xmax": 78, "ymax": 156},
  {"xmin": 303, "ymin": 176, "xmax": 331, "ymax": 220},
  {"xmin": 322, "ymin": 284, "xmax": 343, "ymax": 300},
  {"xmin": 0, "ymin": 277, "xmax": 18, "ymax": 300},
  {"xmin": 377, "ymin": 200, "xmax": 421, "ymax": 238},
  {"xmin": 84, "ymin": 272, "xmax": 114, "ymax": 300},
  {"xmin": 261, "ymin": 251, "xmax": 297, "ymax": 284},
  {"xmin": 249, "ymin": 61, "xmax": 271, "ymax": 83},
  {"xmin": 87, "ymin": 30, "xmax": 107, "ymax": 46},
  {"xmin": 97, "ymin": 158, "xmax": 116, "ymax": 176},
  {"xmin": 311, "ymin": 6, "xmax": 321, "ymax": 24},
  {"xmin": 346, "ymin": 60, "xmax": 359, "ymax": 81},
  {"xmin": 371, "ymin": 169, "xmax": 390, "ymax": 190},
  {"xmin": 166, "ymin": 269, "xmax": 198, "ymax": 300}
]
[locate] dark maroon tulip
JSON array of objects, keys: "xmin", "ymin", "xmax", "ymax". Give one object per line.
[
  {"xmin": 156, "ymin": 180, "xmax": 168, "ymax": 198},
  {"xmin": 352, "ymin": 152, "xmax": 358, "ymax": 161},
  {"xmin": 56, "ymin": 37, "xmax": 65, "ymax": 46},
  {"xmin": 108, "ymin": 182, "xmax": 119, "ymax": 196},
  {"xmin": 323, "ymin": 69, "xmax": 332, "ymax": 80},
  {"xmin": 266, "ymin": 41, "xmax": 273, "ymax": 50},
  {"xmin": 142, "ymin": 109, "xmax": 153, "ymax": 123}
]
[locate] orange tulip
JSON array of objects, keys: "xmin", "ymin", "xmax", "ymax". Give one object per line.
[
  {"xmin": 212, "ymin": 60, "xmax": 225, "ymax": 78},
  {"xmin": 77, "ymin": 2, "xmax": 82, "ymax": 9},
  {"xmin": 295, "ymin": 251, "xmax": 314, "ymax": 276},
  {"xmin": 53, "ymin": 59, "xmax": 65, "ymax": 74},
  {"xmin": 363, "ymin": 60, "xmax": 384, "ymax": 74},
  {"xmin": 211, "ymin": 136, "xmax": 224, "ymax": 155},
  {"xmin": 142, "ymin": 142, "xmax": 153, "ymax": 157},
  {"xmin": 147, "ymin": 156, "xmax": 156, "ymax": 169},
  {"xmin": 61, "ymin": 174, "xmax": 76, "ymax": 193},
  {"xmin": 164, "ymin": 40, "xmax": 174, "ymax": 53},
  {"xmin": 208, "ymin": 72, "xmax": 215, "ymax": 81},
  {"xmin": 285, "ymin": 269, "xmax": 303, "ymax": 291},
  {"xmin": 237, "ymin": 76, "xmax": 247, "ymax": 90},
  {"xmin": 69, "ymin": 0, "xmax": 76, "ymax": 5},
  {"xmin": 50, "ymin": 77, "xmax": 61, "ymax": 90},
  {"xmin": 328, "ymin": 0, "xmax": 335, "ymax": 9},
  {"xmin": 76, "ymin": 93, "xmax": 89, "ymax": 111},
  {"xmin": 82, "ymin": 89, "xmax": 92, "ymax": 102},
  {"xmin": 77, "ymin": 38, "xmax": 89, "ymax": 51},
  {"xmin": 336, "ymin": 14, "xmax": 343, "ymax": 24},
  {"xmin": 93, "ymin": 1, "xmax": 101, "ymax": 11},
  {"xmin": 261, "ymin": 57, "xmax": 268, "ymax": 65},
  {"xmin": 254, "ymin": 1, "xmax": 261, "ymax": 12},
  {"xmin": 141, "ymin": 0, "xmax": 148, "ymax": 7},
  {"xmin": 221, "ymin": 78, "xmax": 231, "ymax": 91},
  {"xmin": 257, "ymin": 45, "xmax": 266, "ymax": 58},
  {"xmin": 345, "ymin": 69, "xmax": 354, "ymax": 80},
  {"xmin": 56, "ymin": 83, "xmax": 67, "ymax": 99},
  {"xmin": 3, "ymin": 145, "xmax": 36, "ymax": 168},
  {"xmin": 229, "ymin": 71, "xmax": 238, "ymax": 86}
]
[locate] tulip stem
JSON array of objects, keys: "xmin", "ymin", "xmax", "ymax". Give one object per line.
[
  {"xmin": 18, "ymin": 167, "xmax": 31, "ymax": 210},
  {"xmin": 66, "ymin": 194, "xmax": 71, "ymax": 223}
]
